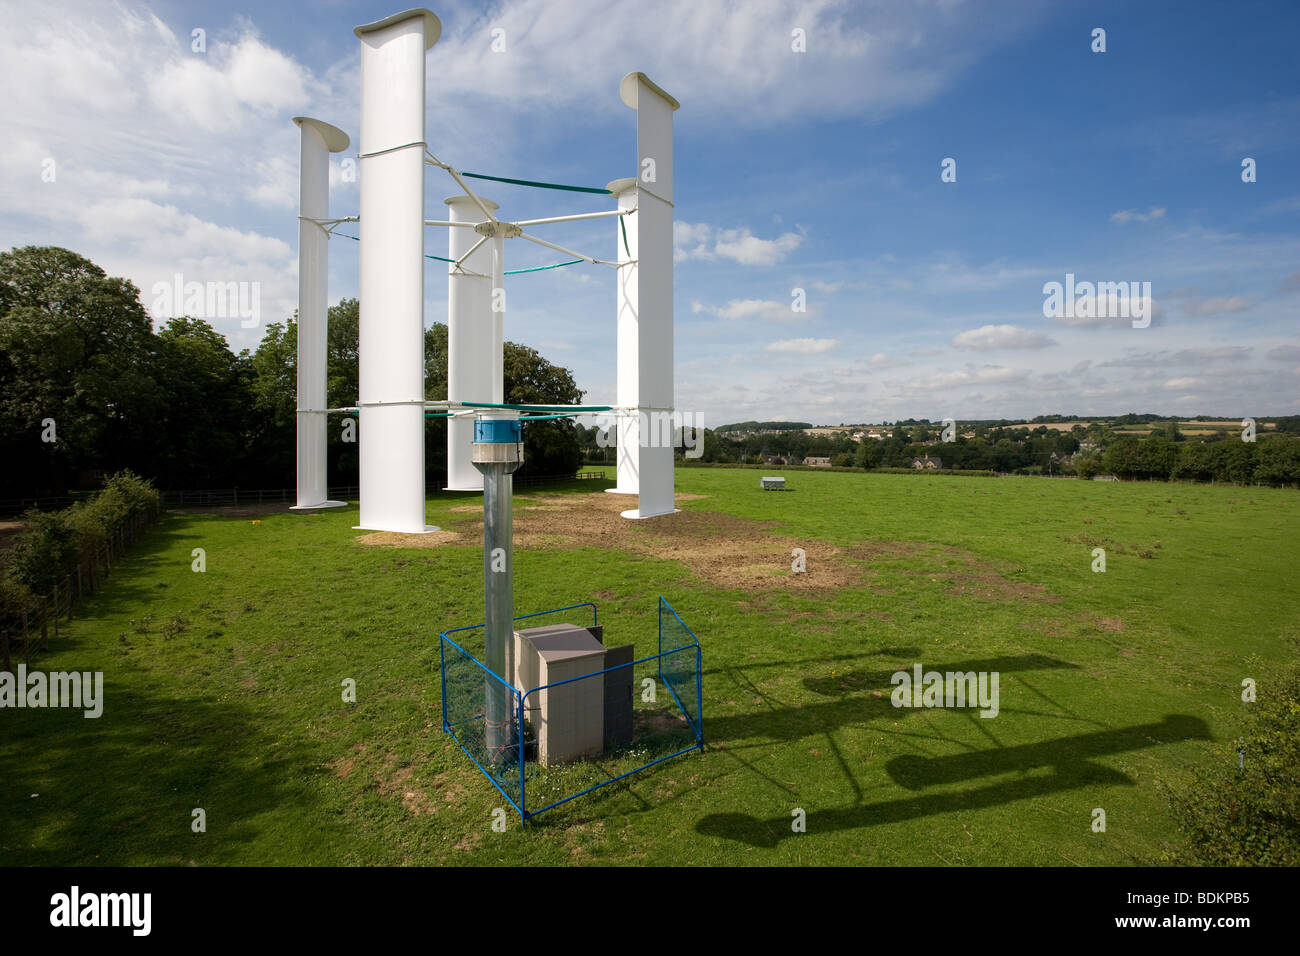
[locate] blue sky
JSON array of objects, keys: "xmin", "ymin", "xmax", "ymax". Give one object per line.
[{"xmin": 2, "ymin": 0, "xmax": 1297, "ymax": 426}]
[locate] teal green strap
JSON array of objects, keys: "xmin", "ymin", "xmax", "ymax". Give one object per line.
[
  {"xmin": 506, "ymin": 259, "xmax": 583, "ymax": 275},
  {"xmin": 461, "ymin": 401, "xmax": 613, "ymax": 413},
  {"xmin": 342, "ymin": 233, "xmax": 582, "ymax": 273},
  {"xmin": 462, "ymin": 172, "xmax": 611, "ymax": 195}
]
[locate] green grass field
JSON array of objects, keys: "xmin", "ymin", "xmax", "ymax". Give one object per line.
[{"xmin": 3, "ymin": 467, "xmax": 1296, "ymax": 865}]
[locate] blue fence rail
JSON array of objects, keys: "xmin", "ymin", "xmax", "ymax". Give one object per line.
[{"xmin": 439, "ymin": 598, "xmax": 702, "ymax": 823}]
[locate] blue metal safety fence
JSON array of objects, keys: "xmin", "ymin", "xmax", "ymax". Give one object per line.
[
  {"xmin": 439, "ymin": 599, "xmax": 702, "ymax": 823},
  {"xmin": 659, "ymin": 597, "xmax": 703, "ymax": 739}
]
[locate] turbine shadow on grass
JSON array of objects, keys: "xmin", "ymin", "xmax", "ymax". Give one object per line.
[
  {"xmin": 706, "ymin": 654, "xmax": 1079, "ymax": 745},
  {"xmin": 801, "ymin": 653, "xmax": 1079, "ymax": 699},
  {"xmin": 696, "ymin": 714, "xmax": 1210, "ymax": 848}
]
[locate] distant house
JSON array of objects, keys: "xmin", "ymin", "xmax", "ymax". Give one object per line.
[
  {"xmin": 804, "ymin": 457, "xmax": 831, "ymax": 467},
  {"xmin": 911, "ymin": 456, "xmax": 943, "ymax": 470},
  {"xmin": 762, "ymin": 455, "xmax": 793, "ymax": 466}
]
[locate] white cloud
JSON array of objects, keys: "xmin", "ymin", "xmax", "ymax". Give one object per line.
[
  {"xmin": 675, "ymin": 222, "xmax": 805, "ymax": 265},
  {"xmin": 0, "ymin": 2, "xmax": 329, "ymax": 349},
  {"xmin": 692, "ymin": 298, "xmax": 804, "ymax": 321},
  {"xmin": 951, "ymin": 324, "xmax": 1054, "ymax": 350},
  {"xmin": 422, "ymin": 0, "xmax": 1043, "ymax": 126},
  {"xmin": 148, "ymin": 34, "xmax": 313, "ymax": 132},
  {"xmin": 1046, "ymin": 295, "xmax": 1162, "ymax": 328},
  {"xmin": 1182, "ymin": 296, "xmax": 1251, "ymax": 316},
  {"xmin": 245, "ymin": 155, "xmax": 299, "ymax": 210},
  {"xmin": 868, "ymin": 353, "xmax": 909, "ymax": 369},
  {"xmin": 1267, "ymin": 344, "xmax": 1300, "ymax": 361},
  {"xmin": 1098, "ymin": 347, "xmax": 1252, "ymax": 368},
  {"xmin": 1111, "ymin": 206, "xmax": 1167, "ymax": 224},
  {"xmin": 713, "ymin": 227, "xmax": 804, "ymax": 266},
  {"xmin": 905, "ymin": 366, "xmax": 1029, "ymax": 390},
  {"xmin": 765, "ymin": 337, "xmax": 839, "ymax": 354}
]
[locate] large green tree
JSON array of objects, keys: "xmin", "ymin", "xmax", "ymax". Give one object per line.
[
  {"xmin": 0, "ymin": 246, "xmax": 163, "ymax": 496},
  {"xmin": 0, "ymin": 246, "xmax": 598, "ymax": 496},
  {"xmin": 244, "ymin": 317, "xmax": 298, "ymax": 487},
  {"xmin": 154, "ymin": 316, "xmax": 252, "ymax": 487},
  {"xmin": 424, "ymin": 322, "xmax": 584, "ymax": 480}
]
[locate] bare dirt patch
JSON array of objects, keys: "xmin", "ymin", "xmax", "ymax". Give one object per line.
[
  {"xmin": 377, "ymin": 753, "xmax": 435, "ymax": 816},
  {"xmin": 355, "ymin": 529, "xmax": 464, "ymax": 548},
  {"xmin": 506, "ymin": 492, "xmax": 859, "ymax": 593},
  {"xmin": 356, "ymin": 490, "xmax": 857, "ymax": 592},
  {"xmin": 355, "ymin": 491, "xmax": 1057, "ymax": 602},
  {"xmin": 331, "ymin": 743, "xmax": 365, "ymax": 779}
]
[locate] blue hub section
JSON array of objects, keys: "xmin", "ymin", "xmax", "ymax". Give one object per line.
[{"xmin": 474, "ymin": 418, "xmax": 522, "ymax": 444}]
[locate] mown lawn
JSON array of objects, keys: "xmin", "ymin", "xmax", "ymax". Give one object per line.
[{"xmin": 2, "ymin": 467, "xmax": 1296, "ymax": 865}]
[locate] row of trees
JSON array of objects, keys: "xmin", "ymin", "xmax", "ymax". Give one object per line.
[
  {"xmin": 651, "ymin": 423, "xmax": 1085, "ymax": 472},
  {"xmin": 1084, "ymin": 433, "xmax": 1300, "ymax": 484},
  {"xmin": 648, "ymin": 421, "xmax": 1300, "ymax": 485},
  {"xmin": 0, "ymin": 246, "xmax": 584, "ymax": 498}
]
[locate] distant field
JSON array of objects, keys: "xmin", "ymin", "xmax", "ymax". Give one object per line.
[
  {"xmin": 1006, "ymin": 420, "xmax": 1266, "ymax": 434},
  {"xmin": 3, "ymin": 468, "xmax": 1296, "ymax": 865},
  {"xmin": 1003, "ymin": 422, "xmax": 1100, "ymax": 432},
  {"xmin": 783, "ymin": 420, "xmax": 1274, "ymax": 437}
]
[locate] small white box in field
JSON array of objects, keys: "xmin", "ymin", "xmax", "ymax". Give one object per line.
[{"xmin": 761, "ymin": 476, "xmax": 786, "ymax": 490}]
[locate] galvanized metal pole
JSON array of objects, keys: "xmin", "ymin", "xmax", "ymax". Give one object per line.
[{"xmin": 472, "ymin": 415, "xmax": 522, "ymax": 762}]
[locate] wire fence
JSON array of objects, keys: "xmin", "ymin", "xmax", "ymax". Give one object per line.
[
  {"xmin": 440, "ymin": 598, "xmax": 703, "ymax": 823},
  {"xmin": 0, "ymin": 506, "xmax": 159, "ymax": 673}
]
